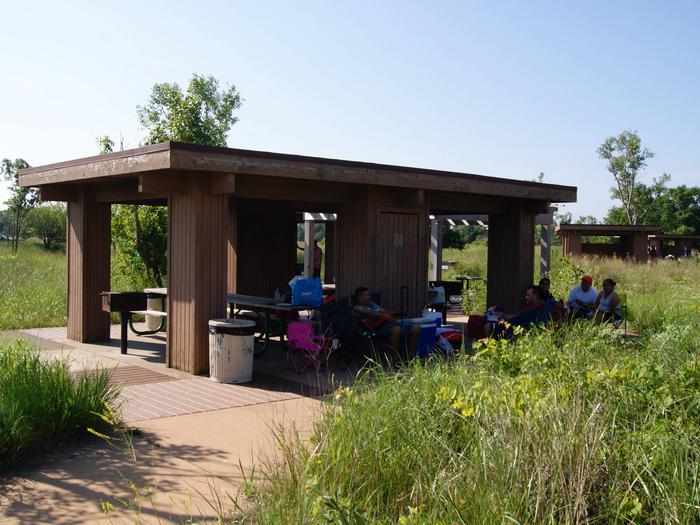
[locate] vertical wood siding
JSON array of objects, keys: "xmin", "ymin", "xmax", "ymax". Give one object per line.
[
  {"xmin": 336, "ymin": 187, "xmax": 428, "ymax": 314},
  {"xmin": 66, "ymin": 188, "xmax": 111, "ymax": 342},
  {"xmin": 167, "ymin": 178, "xmax": 229, "ymax": 375},
  {"xmin": 233, "ymin": 203, "xmax": 297, "ymax": 296},
  {"xmin": 487, "ymin": 206, "xmax": 535, "ymax": 312}
]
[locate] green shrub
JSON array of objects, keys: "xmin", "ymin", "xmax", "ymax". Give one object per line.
[
  {"xmin": 247, "ymin": 323, "xmax": 700, "ymax": 523},
  {"xmin": 0, "ymin": 339, "xmax": 120, "ymax": 469},
  {"xmin": 247, "ymin": 253, "xmax": 700, "ymax": 525}
]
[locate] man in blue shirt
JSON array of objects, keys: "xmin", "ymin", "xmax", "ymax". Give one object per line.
[{"xmin": 353, "ymin": 287, "xmax": 421, "ymax": 358}]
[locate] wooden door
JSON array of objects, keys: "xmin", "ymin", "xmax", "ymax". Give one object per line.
[{"xmin": 375, "ymin": 211, "xmax": 421, "ymax": 313}]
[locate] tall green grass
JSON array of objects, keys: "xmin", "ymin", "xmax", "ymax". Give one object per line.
[
  {"xmin": 0, "ymin": 242, "xmax": 67, "ymax": 330},
  {"xmin": 245, "ymin": 258, "xmax": 700, "ymax": 524},
  {"xmin": 0, "ymin": 339, "xmax": 120, "ymax": 469}
]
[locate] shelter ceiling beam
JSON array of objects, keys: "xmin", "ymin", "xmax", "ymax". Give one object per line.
[
  {"xmin": 39, "ymin": 184, "xmax": 79, "ymax": 202},
  {"xmin": 139, "ymin": 173, "xmax": 187, "ymax": 195},
  {"xmin": 234, "ymin": 175, "xmax": 357, "ymax": 204}
]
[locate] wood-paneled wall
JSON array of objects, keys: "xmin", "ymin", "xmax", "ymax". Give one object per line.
[
  {"xmin": 561, "ymin": 231, "xmax": 582, "ymax": 257},
  {"xmin": 167, "ymin": 178, "xmax": 229, "ymax": 374},
  {"xmin": 231, "ymin": 202, "xmax": 297, "ymax": 296},
  {"xmin": 67, "ymin": 188, "xmax": 111, "ymax": 342},
  {"xmin": 487, "ymin": 206, "xmax": 535, "ymax": 312},
  {"xmin": 336, "ymin": 187, "xmax": 428, "ymax": 315}
]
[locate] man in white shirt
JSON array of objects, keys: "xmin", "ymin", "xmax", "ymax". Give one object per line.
[{"xmin": 567, "ymin": 275, "xmax": 597, "ymax": 319}]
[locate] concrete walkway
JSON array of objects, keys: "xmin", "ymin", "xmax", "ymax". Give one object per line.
[
  {"xmin": 0, "ymin": 396, "xmax": 321, "ymax": 524},
  {"xmin": 0, "ymin": 324, "xmax": 334, "ymax": 524}
]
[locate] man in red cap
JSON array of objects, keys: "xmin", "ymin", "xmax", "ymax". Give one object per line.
[{"xmin": 567, "ymin": 275, "xmax": 597, "ymax": 319}]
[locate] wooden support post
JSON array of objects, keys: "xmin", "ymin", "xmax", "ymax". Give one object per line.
[
  {"xmin": 66, "ymin": 188, "xmax": 111, "ymax": 342},
  {"xmin": 562, "ymin": 231, "xmax": 582, "ymax": 257},
  {"xmin": 232, "ymin": 204, "xmax": 297, "ymax": 296},
  {"xmin": 539, "ymin": 223, "xmax": 552, "ymax": 278},
  {"xmin": 324, "ymin": 221, "xmax": 336, "ymax": 283},
  {"xmin": 487, "ymin": 206, "xmax": 535, "ymax": 312},
  {"xmin": 631, "ymin": 232, "xmax": 648, "ymax": 262},
  {"xmin": 429, "ymin": 218, "xmax": 443, "ymax": 282},
  {"xmin": 303, "ymin": 220, "xmax": 315, "ymax": 278},
  {"xmin": 167, "ymin": 177, "xmax": 229, "ymax": 375}
]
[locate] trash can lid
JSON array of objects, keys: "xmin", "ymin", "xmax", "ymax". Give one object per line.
[{"xmin": 208, "ymin": 318, "xmax": 257, "ymax": 335}]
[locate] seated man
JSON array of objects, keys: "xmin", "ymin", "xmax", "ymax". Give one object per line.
[
  {"xmin": 489, "ymin": 285, "xmax": 551, "ymax": 337},
  {"xmin": 352, "ymin": 286, "xmax": 421, "ymax": 359},
  {"xmin": 567, "ymin": 275, "xmax": 597, "ymax": 319}
]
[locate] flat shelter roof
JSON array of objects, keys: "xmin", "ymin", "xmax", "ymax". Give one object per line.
[
  {"xmin": 20, "ymin": 141, "xmax": 577, "ymax": 203},
  {"xmin": 648, "ymin": 234, "xmax": 700, "ymax": 240},
  {"xmin": 556, "ymin": 224, "xmax": 661, "ymax": 236}
]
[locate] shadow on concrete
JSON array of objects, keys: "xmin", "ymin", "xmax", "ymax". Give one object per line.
[{"xmin": 0, "ymin": 434, "xmax": 240, "ymax": 524}]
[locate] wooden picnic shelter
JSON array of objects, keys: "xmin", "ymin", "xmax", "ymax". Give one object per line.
[
  {"xmin": 20, "ymin": 142, "xmax": 577, "ymax": 374},
  {"xmin": 556, "ymin": 224, "xmax": 660, "ymax": 262},
  {"xmin": 647, "ymin": 234, "xmax": 700, "ymax": 257}
]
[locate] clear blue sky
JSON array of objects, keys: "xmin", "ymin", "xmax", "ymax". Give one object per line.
[{"xmin": 2, "ymin": 1, "xmax": 699, "ymax": 219}]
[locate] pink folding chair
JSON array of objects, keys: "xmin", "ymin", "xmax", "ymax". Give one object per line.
[{"xmin": 286, "ymin": 321, "xmax": 331, "ymax": 374}]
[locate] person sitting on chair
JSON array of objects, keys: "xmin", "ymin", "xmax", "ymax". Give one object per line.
[
  {"xmin": 352, "ymin": 286, "xmax": 421, "ymax": 359},
  {"xmin": 593, "ymin": 278, "xmax": 621, "ymax": 325},
  {"xmin": 567, "ymin": 275, "xmax": 597, "ymax": 319},
  {"xmin": 488, "ymin": 285, "xmax": 551, "ymax": 336},
  {"xmin": 539, "ymin": 277, "xmax": 554, "ymax": 301}
]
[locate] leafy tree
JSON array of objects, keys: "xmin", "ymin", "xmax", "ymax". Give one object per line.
[
  {"xmin": 575, "ymin": 215, "xmax": 598, "ymax": 225},
  {"xmin": 597, "ymin": 130, "xmax": 655, "ymax": 224},
  {"xmin": 111, "ymin": 205, "xmax": 168, "ymax": 289},
  {"xmin": 1, "ymin": 158, "xmax": 37, "ymax": 253},
  {"xmin": 137, "ymin": 74, "xmax": 242, "ymax": 147},
  {"xmin": 96, "ymin": 135, "xmax": 115, "ymax": 155},
  {"xmin": 606, "ymin": 179, "xmax": 700, "ymax": 234},
  {"xmin": 442, "ymin": 224, "xmax": 486, "ymax": 249},
  {"xmin": 555, "ymin": 212, "xmax": 572, "ymax": 225},
  {"xmin": 105, "ymin": 74, "xmax": 243, "ymax": 288},
  {"xmin": 26, "ymin": 204, "xmax": 66, "ymax": 250}
]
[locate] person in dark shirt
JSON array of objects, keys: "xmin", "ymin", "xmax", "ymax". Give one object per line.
[
  {"xmin": 489, "ymin": 285, "xmax": 551, "ymax": 338},
  {"xmin": 539, "ymin": 277, "xmax": 554, "ymax": 301}
]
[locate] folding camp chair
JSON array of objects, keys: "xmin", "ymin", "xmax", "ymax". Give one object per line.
[
  {"xmin": 618, "ymin": 293, "xmax": 633, "ymax": 334},
  {"xmin": 286, "ymin": 321, "xmax": 332, "ymax": 374}
]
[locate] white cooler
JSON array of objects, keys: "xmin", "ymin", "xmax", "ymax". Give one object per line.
[{"xmin": 208, "ymin": 319, "xmax": 256, "ymax": 383}]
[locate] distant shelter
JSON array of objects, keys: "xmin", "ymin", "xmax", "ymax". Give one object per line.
[
  {"xmin": 648, "ymin": 234, "xmax": 700, "ymax": 258},
  {"xmin": 556, "ymin": 224, "xmax": 661, "ymax": 261}
]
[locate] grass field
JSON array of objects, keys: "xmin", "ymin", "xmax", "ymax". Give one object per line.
[
  {"xmin": 0, "ymin": 242, "xmax": 67, "ymax": 331},
  {"xmin": 246, "ymin": 254, "xmax": 700, "ymax": 524}
]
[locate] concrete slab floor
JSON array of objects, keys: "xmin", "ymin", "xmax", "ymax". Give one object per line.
[{"xmin": 0, "ymin": 396, "xmax": 322, "ymax": 525}]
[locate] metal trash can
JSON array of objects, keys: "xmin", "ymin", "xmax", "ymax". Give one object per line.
[{"xmin": 208, "ymin": 319, "xmax": 257, "ymax": 383}]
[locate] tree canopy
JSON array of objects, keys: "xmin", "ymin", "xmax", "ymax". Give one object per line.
[
  {"xmin": 137, "ymin": 74, "xmax": 242, "ymax": 147},
  {"xmin": 26, "ymin": 204, "xmax": 66, "ymax": 250},
  {"xmin": 1, "ymin": 158, "xmax": 37, "ymax": 253},
  {"xmin": 105, "ymin": 73, "xmax": 243, "ymax": 288},
  {"xmin": 597, "ymin": 130, "xmax": 655, "ymax": 225}
]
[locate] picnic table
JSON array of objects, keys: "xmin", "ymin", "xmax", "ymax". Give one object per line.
[
  {"xmin": 453, "ymin": 275, "xmax": 483, "ymax": 290},
  {"xmin": 226, "ymin": 294, "xmax": 309, "ymax": 355}
]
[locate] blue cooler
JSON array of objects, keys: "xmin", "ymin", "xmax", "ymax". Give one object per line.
[{"xmin": 417, "ymin": 321, "xmax": 438, "ymax": 357}]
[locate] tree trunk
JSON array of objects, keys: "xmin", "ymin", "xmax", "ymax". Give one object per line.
[{"xmin": 133, "ymin": 205, "xmax": 164, "ymax": 287}]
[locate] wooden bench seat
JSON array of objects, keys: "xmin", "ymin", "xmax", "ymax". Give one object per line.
[{"xmin": 131, "ymin": 309, "xmax": 168, "ymax": 318}]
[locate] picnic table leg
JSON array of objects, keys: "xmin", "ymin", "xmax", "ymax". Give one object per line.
[
  {"xmin": 263, "ymin": 309, "xmax": 271, "ymax": 352},
  {"xmin": 120, "ymin": 311, "xmax": 130, "ymax": 355}
]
